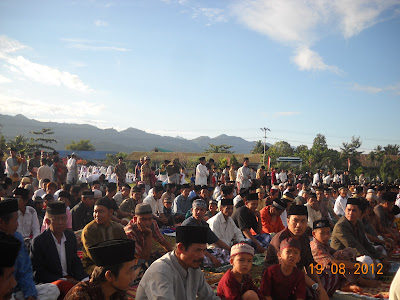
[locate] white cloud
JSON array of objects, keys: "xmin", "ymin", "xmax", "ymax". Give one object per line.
[
  {"xmin": 0, "ymin": 35, "xmax": 92, "ymax": 93},
  {"xmin": 231, "ymin": 0, "xmax": 400, "ymax": 72},
  {"xmin": 0, "ymin": 74, "xmax": 11, "ymax": 84},
  {"xmin": 192, "ymin": 8, "xmax": 228, "ymax": 25},
  {"xmin": 292, "ymin": 46, "xmax": 341, "ymax": 73},
  {"xmin": 352, "ymin": 82, "xmax": 400, "ymax": 95},
  {"xmin": 274, "ymin": 112, "xmax": 301, "ymax": 117},
  {"xmin": 94, "ymin": 19, "xmax": 108, "ymax": 27},
  {"xmin": 6, "ymin": 55, "xmax": 92, "ymax": 92},
  {"xmin": 61, "ymin": 38, "xmax": 130, "ymax": 52}
]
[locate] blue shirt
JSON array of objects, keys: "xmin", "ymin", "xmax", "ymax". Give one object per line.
[
  {"xmin": 13, "ymin": 231, "xmax": 37, "ymax": 298},
  {"xmin": 172, "ymin": 195, "xmax": 192, "ymax": 216}
]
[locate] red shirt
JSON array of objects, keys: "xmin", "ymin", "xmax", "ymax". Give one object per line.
[
  {"xmin": 260, "ymin": 205, "xmax": 285, "ymax": 234},
  {"xmin": 217, "ymin": 269, "xmax": 263, "ymax": 300},
  {"xmin": 260, "ymin": 264, "xmax": 305, "ymax": 300}
]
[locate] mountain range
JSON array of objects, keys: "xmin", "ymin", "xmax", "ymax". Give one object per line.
[{"xmin": 0, "ymin": 114, "xmax": 264, "ymax": 153}]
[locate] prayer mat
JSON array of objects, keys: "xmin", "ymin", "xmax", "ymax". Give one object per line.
[
  {"xmin": 335, "ymin": 282, "xmax": 391, "ymax": 299},
  {"xmin": 203, "ymin": 270, "xmax": 225, "ymax": 285},
  {"xmin": 126, "ymin": 285, "xmax": 138, "ymax": 300}
]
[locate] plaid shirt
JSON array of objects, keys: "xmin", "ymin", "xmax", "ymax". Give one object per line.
[{"xmin": 124, "ymin": 219, "xmax": 165, "ymax": 258}]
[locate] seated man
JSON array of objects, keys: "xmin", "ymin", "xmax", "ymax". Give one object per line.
[
  {"xmin": 331, "ymin": 198, "xmax": 391, "ymax": 278},
  {"xmin": 119, "ymin": 186, "xmax": 142, "ymax": 214},
  {"xmin": 31, "ymin": 202, "xmax": 88, "ymax": 297},
  {"xmin": 124, "ymin": 203, "xmax": 173, "ymax": 264},
  {"xmin": 0, "ymin": 231, "xmax": 21, "ymax": 300},
  {"xmin": 182, "ymin": 199, "xmax": 231, "ymax": 266},
  {"xmin": 204, "ymin": 199, "xmax": 218, "ymax": 221},
  {"xmin": 0, "ymin": 198, "xmax": 59, "ymax": 300},
  {"xmin": 374, "ymin": 192, "xmax": 400, "ymax": 244},
  {"xmin": 265, "ymin": 205, "xmax": 330, "ymax": 300},
  {"xmin": 14, "ymin": 187, "xmax": 40, "ymax": 239},
  {"xmin": 172, "ymin": 183, "xmax": 192, "ymax": 223},
  {"xmin": 113, "ymin": 183, "xmax": 131, "ymax": 207},
  {"xmin": 81, "ymin": 197, "xmax": 127, "ymax": 275},
  {"xmin": 65, "ymin": 239, "xmax": 138, "ymax": 300},
  {"xmin": 232, "ymin": 193, "xmax": 270, "ymax": 253},
  {"xmin": 260, "ymin": 197, "xmax": 287, "ymax": 234},
  {"xmin": 305, "ymin": 193, "xmax": 322, "ymax": 231},
  {"xmin": 71, "ymin": 190, "xmax": 95, "ymax": 231},
  {"xmin": 136, "ymin": 226, "xmax": 220, "ymax": 300},
  {"xmin": 143, "ymin": 185, "xmax": 168, "ymax": 225}
]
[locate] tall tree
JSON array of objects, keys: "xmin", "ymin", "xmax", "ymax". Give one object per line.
[
  {"xmin": 340, "ymin": 136, "xmax": 362, "ymax": 171},
  {"xmin": 383, "ymin": 144, "xmax": 400, "ymax": 155},
  {"xmin": 29, "ymin": 128, "xmax": 58, "ymax": 151},
  {"xmin": 204, "ymin": 144, "xmax": 234, "ymax": 153},
  {"xmin": 251, "ymin": 140, "xmax": 268, "ymax": 154},
  {"xmin": 7, "ymin": 135, "xmax": 29, "ymax": 152},
  {"xmin": 65, "ymin": 139, "xmax": 95, "ymax": 151}
]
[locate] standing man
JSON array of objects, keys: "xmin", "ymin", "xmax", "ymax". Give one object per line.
[
  {"xmin": 141, "ymin": 156, "xmax": 152, "ymax": 193},
  {"xmin": 135, "ymin": 157, "xmax": 144, "ymax": 183},
  {"xmin": 5, "ymin": 147, "xmax": 22, "ymax": 188},
  {"xmin": 195, "ymin": 157, "xmax": 209, "ymax": 186},
  {"xmin": 66, "ymin": 153, "xmax": 78, "ymax": 185},
  {"xmin": 236, "ymin": 158, "xmax": 251, "ymax": 190},
  {"xmin": 166, "ymin": 158, "xmax": 182, "ymax": 184},
  {"xmin": 114, "ymin": 157, "xmax": 127, "ymax": 191},
  {"xmin": 136, "ymin": 226, "xmax": 220, "ymax": 300}
]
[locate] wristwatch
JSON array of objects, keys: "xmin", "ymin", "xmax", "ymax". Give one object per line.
[{"xmin": 312, "ymin": 283, "xmax": 319, "ymax": 291}]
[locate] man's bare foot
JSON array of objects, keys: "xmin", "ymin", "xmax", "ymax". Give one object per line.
[
  {"xmin": 358, "ymin": 278, "xmax": 381, "ymax": 288},
  {"xmin": 341, "ymin": 284, "xmax": 363, "ymax": 293}
]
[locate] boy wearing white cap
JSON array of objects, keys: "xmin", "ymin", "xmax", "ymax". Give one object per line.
[{"xmin": 217, "ymin": 243, "xmax": 262, "ymax": 300}]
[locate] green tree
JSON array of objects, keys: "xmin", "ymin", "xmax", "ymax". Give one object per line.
[
  {"xmin": 264, "ymin": 141, "xmax": 294, "ymax": 165},
  {"xmin": 340, "ymin": 136, "xmax": 362, "ymax": 172},
  {"xmin": 251, "ymin": 140, "xmax": 268, "ymax": 154},
  {"xmin": 204, "ymin": 144, "xmax": 234, "ymax": 153},
  {"xmin": 380, "ymin": 157, "xmax": 399, "ymax": 182},
  {"xmin": 383, "ymin": 144, "xmax": 400, "ymax": 155},
  {"xmin": 29, "ymin": 128, "xmax": 58, "ymax": 151},
  {"xmin": 65, "ymin": 139, "xmax": 95, "ymax": 151},
  {"xmin": 7, "ymin": 135, "xmax": 29, "ymax": 152}
]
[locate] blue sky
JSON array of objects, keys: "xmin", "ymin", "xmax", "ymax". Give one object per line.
[{"xmin": 0, "ymin": 0, "xmax": 399, "ymax": 153}]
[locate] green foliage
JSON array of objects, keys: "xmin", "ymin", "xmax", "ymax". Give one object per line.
[
  {"xmin": 29, "ymin": 128, "xmax": 58, "ymax": 151},
  {"xmin": 204, "ymin": 144, "xmax": 234, "ymax": 153},
  {"xmin": 380, "ymin": 157, "xmax": 400, "ymax": 182},
  {"xmin": 383, "ymin": 144, "xmax": 400, "ymax": 155},
  {"xmin": 264, "ymin": 141, "xmax": 294, "ymax": 165},
  {"xmin": 340, "ymin": 136, "xmax": 362, "ymax": 172},
  {"xmin": 65, "ymin": 139, "xmax": 95, "ymax": 151},
  {"xmin": 251, "ymin": 140, "xmax": 268, "ymax": 154}
]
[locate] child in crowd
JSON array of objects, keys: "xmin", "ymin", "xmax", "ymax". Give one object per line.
[
  {"xmin": 261, "ymin": 238, "xmax": 306, "ymax": 300},
  {"xmin": 310, "ymin": 219, "xmax": 380, "ymax": 290},
  {"xmin": 217, "ymin": 243, "xmax": 263, "ymax": 300},
  {"xmin": 205, "ymin": 200, "xmax": 218, "ymax": 221},
  {"xmin": 163, "ymin": 198, "xmax": 174, "ymax": 226}
]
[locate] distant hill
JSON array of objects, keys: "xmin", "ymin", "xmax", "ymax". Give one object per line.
[{"xmin": 0, "ymin": 114, "xmax": 268, "ymax": 153}]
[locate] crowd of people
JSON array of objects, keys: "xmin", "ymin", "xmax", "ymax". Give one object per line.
[{"xmin": 1, "ymin": 148, "xmax": 400, "ymax": 300}]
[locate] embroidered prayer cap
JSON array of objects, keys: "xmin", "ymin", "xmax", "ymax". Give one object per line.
[
  {"xmin": 230, "ymin": 242, "xmax": 254, "ymax": 257},
  {"xmin": 192, "ymin": 199, "xmax": 207, "ymax": 209},
  {"xmin": 209, "ymin": 200, "xmax": 218, "ymax": 206},
  {"xmin": 46, "ymin": 201, "xmax": 66, "ymax": 215},
  {"xmin": 0, "ymin": 198, "xmax": 18, "ymax": 216},
  {"xmin": 58, "ymin": 191, "xmax": 71, "ymax": 199},
  {"xmin": 176, "ymin": 226, "xmax": 208, "ymax": 244},
  {"xmin": 82, "ymin": 191, "xmax": 94, "ymax": 198},
  {"xmin": 93, "ymin": 190, "xmax": 102, "ymax": 199},
  {"xmin": 282, "ymin": 193, "xmax": 295, "ymax": 202},
  {"xmin": 221, "ymin": 185, "xmax": 233, "ymax": 195},
  {"xmin": 89, "ymin": 239, "xmax": 135, "ymax": 266},
  {"xmin": 220, "ymin": 198, "xmax": 234, "ymax": 206},
  {"xmin": 95, "ymin": 197, "xmax": 114, "ymax": 210},
  {"xmin": 287, "ymin": 205, "xmax": 308, "ymax": 217},
  {"xmin": 272, "ymin": 198, "xmax": 287, "ymax": 211},
  {"xmin": 135, "ymin": 203, "xmax": 153, "ymax": 216},
  {"xmin": 0, "ymin": 231, "xmax": 21, "ymax": 267},
  {"xmin": 346, "ymin": 198, "xmax": 361, "ymax": 207},
  {"xmin": 279, "ymin": 237, "xmax": 301, "ymax": 252},
  {"xmin": 246, "ymin": 193, "xmax": 259, "ymax": 201},
  {"xmin": 313, "ymin": 219, "xmax": 330, "ymax": 230}
]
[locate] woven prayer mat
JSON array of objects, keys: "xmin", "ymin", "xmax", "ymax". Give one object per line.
[
  {"xmin": 126, "ymin": 285, "xmax": 138, "ymax": 300},
  {"xmin": 334, "ymin": 282, "xmax": 391, "ymax": 300}
]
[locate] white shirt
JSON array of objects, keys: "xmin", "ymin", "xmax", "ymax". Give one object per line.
[
  {"xmin": 18, "ymin": 207, "xmax": 40, "ymax": 239},
  {"xmin": 236, "ymin": 165, "xmax": 251, "ymax": 189},
  {"xmin": 51, "ymin": 232, "xmax": 68, "ymax": 277},
  {"xmin": 313, "ymin": 173, "xmax": 320, "ymax": 185},
  {"xmin": 305, "ymin": 203, "xmax": 322, "ymax": 229},
  {"xmin": 195, "ymin": 164, "xmax": 209, "ymax": 186},
  {"xmin": 67, "ymin": 158, "xmax": 77, "ymax": 173},
  {"xmin": 207, "ymin": 212, "xmax": 244, "ymax": 249},
  {"xmin": 323, "ymin": 175, "xmax": 332, "ymax": 185},
  {"xmin": 143, "ymin": 195, "xmax": 164, "ymax": 216},
  {"xmin": 334, "ymin": 195, "xmax": 347, "ymax": 216},
  {"xmin": 280, "ymin": 210, "xmax": 288, "ymax": 227},
  {"xmin": 233, "ymin": 195, "xmax": 243, "ymax": 207},
  {"xmin": 278, "ymin": 172, "xmax": 287, "ymax": 183}
]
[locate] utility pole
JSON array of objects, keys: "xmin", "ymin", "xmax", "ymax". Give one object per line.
[{"xmin": 260, "ymin": 127, "xmax": 270, "ymax": 166}]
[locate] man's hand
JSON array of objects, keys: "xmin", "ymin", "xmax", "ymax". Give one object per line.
[
  {"xmin": 138, "ymin": 223, "xmax": 152, "ymax": 237},
  {"xmin": 256, "ymin": 244, "xmax": 265, "ymax": 254}
]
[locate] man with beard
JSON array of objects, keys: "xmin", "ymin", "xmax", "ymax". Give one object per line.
[{"xmin": 136, "ymin": 226, "xmax": 220, "ymax": 300}]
